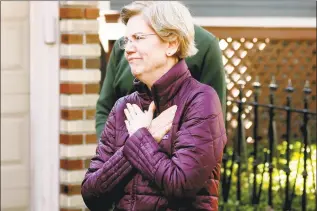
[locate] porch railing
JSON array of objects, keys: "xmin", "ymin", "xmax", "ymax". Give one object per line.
[{"xmin": 221, "ymin": 76, "xmax": 316, "ymax": 210}]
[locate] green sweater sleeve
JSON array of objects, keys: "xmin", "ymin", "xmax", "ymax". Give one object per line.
[
  {"xmin": 96, "ymin": 42, "xmax": 119, "ymax": 139},
  {"xmin": 200, "ymin": 37, "xmax": 226, "ymax": 117}
]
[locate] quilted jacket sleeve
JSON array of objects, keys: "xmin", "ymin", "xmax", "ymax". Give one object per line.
[
  {"xmin": 123, "ymin": 87, "xmax": 227, "ymax": 199},
  {"xmin": 81, "ymin": 101, "xmax": 133, "ymax": 210}
]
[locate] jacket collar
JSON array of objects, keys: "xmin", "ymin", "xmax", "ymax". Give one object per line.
[{"xmin": 133, "ymin": 59, "xmax": 191, "ymax": 112}]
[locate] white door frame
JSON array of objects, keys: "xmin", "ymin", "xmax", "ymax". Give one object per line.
[{"xmin": 30, "ymin": 1, "xmax": 60, "ymax": 211}]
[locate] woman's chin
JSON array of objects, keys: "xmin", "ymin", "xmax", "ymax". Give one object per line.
[{"xmin": 131, "ymin": 68, "xmax": 144, "ymax": 77}]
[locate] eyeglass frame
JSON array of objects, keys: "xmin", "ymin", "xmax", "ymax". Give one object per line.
[{"xmin": 119, "ymin": 33, "xmax": 157, "ymax": 50}]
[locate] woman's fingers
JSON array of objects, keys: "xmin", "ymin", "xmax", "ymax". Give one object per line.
[
  {"xmin": 152, "ymin": 118, "xmax": 172, "ymax": 130},
  {"xmin": 153, "ymin": 122, "xmax": 173, "ymax": 143},
  {"xmin": 152, "ymin": 105, "xmax": 176, "ymax": 127},
  {"xmin": 148, "ymin": 101, "xmax": 156, "ymax": 114},
  {"xmin": 161, "ymin": 123, "xmax": 172, "ymax": 135},
  {"xmin": 124, "ymin": 120, "xmax": 132, "ymax": 136},
  {"xmin": 126, "ymin": 103, "xmax": 136, "ymax": 116},
  {"xmin": 124, "ymin": 108, "xmax": 133, "ymax": 121},
  {"xmin": 160, "ymin": 105, "xmax": 177, "ymax": 119},
  {"xmin": 165, "ymin": 122, "xmax": 173, "ymax": 132},
  {"xmin": 132, "ymin": 104, "xmax": 143, "ymax": 114},
  {"xmin": 127, "ymin": 103, "xmax": 145, "ymax": 116},
  {"xmin": 125, "ymin": 103, "xmax": 154, "ymax": 132},
  {"xmin": 125, "ymin": 120, "xmax": 130, "ymax": 130}
]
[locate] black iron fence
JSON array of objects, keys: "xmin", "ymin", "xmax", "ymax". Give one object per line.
[{"xmin": 220, "ymin": 76, "xmax": 316, "ymax": 210}]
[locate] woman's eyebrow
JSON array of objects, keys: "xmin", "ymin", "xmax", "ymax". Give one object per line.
[
  {"xmin": 133, "ymin": 32, "xmax": 151, "ymax": 35},
  {"xmin": 124, "ymin": 32, "xmax": 144, "ymax": 37}
]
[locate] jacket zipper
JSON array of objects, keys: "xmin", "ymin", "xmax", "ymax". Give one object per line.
[
  {"xmin": 151, "ymin": 87, "xmax": 161, "ymax": 114},
  {"xmin": 131, "ymin": 176, "xmax": 137, "ymax": 211}
]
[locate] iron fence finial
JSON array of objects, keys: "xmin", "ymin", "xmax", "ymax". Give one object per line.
[
  {"xmin": 269, "ymin": 75, "xmax": 278, "ymax": 91},
  {"xmin": 285, "ymin": 79, "xmax": 294, "ymax": 93},
  {"xmin": 252, "ymin": 75, "xmax": 261, "ymax": 89},
  {"xmin": 303, "ymin": 80, "xmax": 312, "ymax": 94}
]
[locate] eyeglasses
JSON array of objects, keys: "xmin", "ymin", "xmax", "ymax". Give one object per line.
[{"xmin": 119, "ymin": 33, "xmax": 156, "ymax": 50}]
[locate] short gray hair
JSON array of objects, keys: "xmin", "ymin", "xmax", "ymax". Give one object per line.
[{"xmin": 120, "ymin": 1, "xmax": 198, "ymax": 59}]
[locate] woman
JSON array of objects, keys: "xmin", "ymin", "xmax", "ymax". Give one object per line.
[
  {"xmin": 96, "ymin": 16, "xmax": 226, "ymax": 140},
  {"xmin": 81, "ymin": 1, "xmax": 227, "ymax": 210}
]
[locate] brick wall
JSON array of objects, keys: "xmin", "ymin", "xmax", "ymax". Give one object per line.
[{"xmin": 59, "ymin": 1, "xmax": 100, "ymax": 210}]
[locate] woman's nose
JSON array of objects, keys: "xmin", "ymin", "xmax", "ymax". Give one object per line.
[{"xmin": 125, "ymin": 41, "xmax": 136, "ymax": 53}]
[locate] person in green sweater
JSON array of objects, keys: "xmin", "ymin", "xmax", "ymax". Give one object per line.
[{"xmin": 96, "ymin": 24, "xmax": 226, "ymax": 139}]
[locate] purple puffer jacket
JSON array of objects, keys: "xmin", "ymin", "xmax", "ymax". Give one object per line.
[{"xmin": 81, "ymin": 59, "xmax": 227, "ymax": 211}]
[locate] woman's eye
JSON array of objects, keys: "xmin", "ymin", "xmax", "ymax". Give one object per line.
[{"xmin": 135, "ymin": 35, "xmax": 145, "ymax": 40}]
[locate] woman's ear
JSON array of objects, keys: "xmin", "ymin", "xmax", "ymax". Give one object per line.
[{"xmin": 166, "ymin": 39, "xmax": 179, "ymax": 57}]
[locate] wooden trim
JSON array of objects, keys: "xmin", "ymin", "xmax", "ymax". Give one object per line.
[
  {"xmin": 30, "ymin": 2, "xmax": 60, "ymax": 211},
  {"xmin": 104, "ymin": 13, "xmax": 120, "ymax": 23},
  {"xmin": 193, "ymin": 17, "xmax": 316, "ymax": 28},
  {"xmin": 204, "ymin": 27, "xmax": 316, "ymax": 40},
  {"xmin": 103, "ymin": 13, "xmax": 316, "ymax": 40}
]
